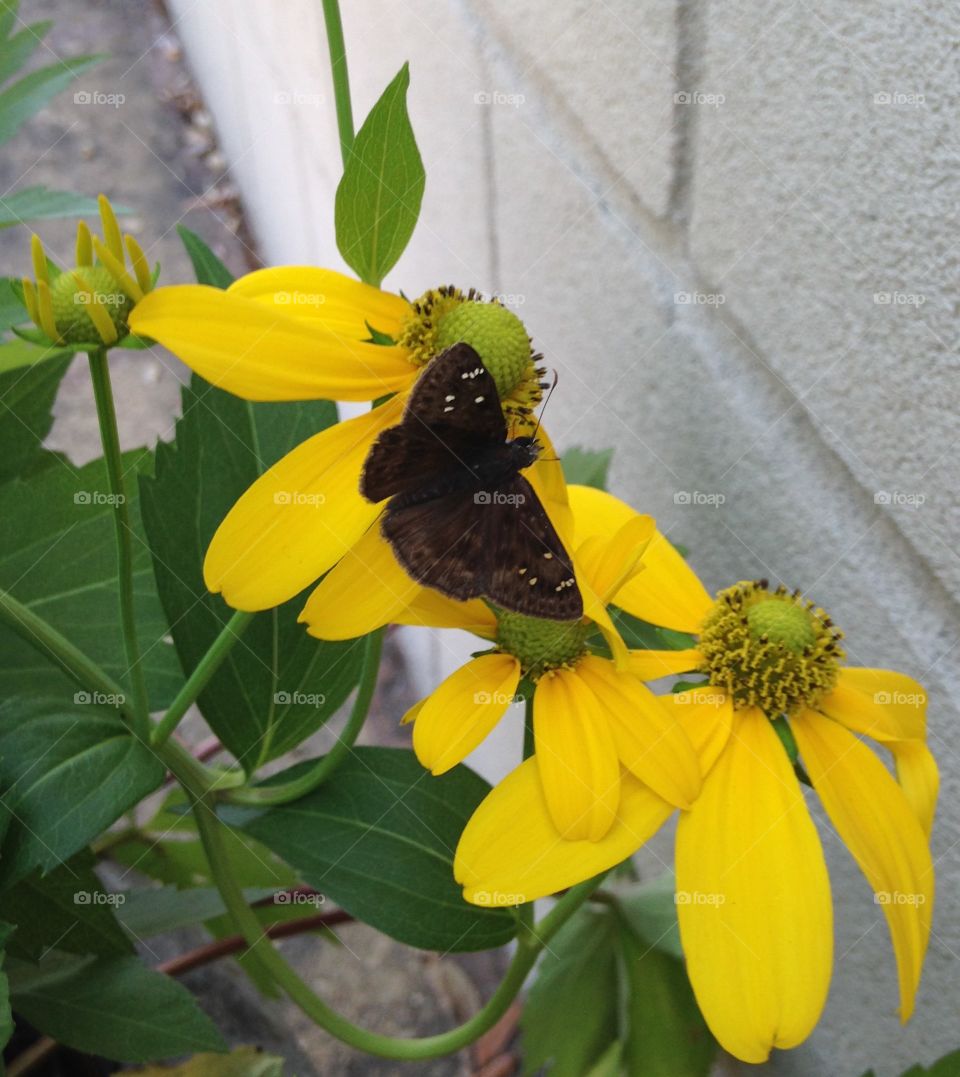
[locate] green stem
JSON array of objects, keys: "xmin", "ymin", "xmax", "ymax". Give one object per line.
[
  {"xmin": 180, "ymin": 748, "xmax": 603, "ymax": 1060},
  {"xmin": 321, "ymin": 0, "xmax": 355, "ymax": 169},
  {"xmin": 87, "ymin": 348, "xmax": 150, "ymax": 738},
  {"xmin": 522, "ymin": 691, "xmax": 534, "ymax": 760},
  {"xmin": 0, "ymin": 585, "xmax": 137, "ymax": 725},
  {"xmin": 224, "ymin": 628, "xmax": 383, "ymax": 806},
  {"xmin": 152, "ymin": 610, "xmax": 255, "ymax": 747}
]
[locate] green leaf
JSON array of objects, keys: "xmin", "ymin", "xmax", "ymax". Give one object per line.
[
  {"xmin": 0, "ymin": 696, "xmax": 164, "ymax": 887},
  {"xmin": 0, "ymin": 451, "xmax": 183, "ymax": 705},
  {"xmin": 521, "ymin": 906, "xmax": 620, "ymax": 1076},
  {"xmin": 561, "ymin": 446, "xmax": 614, "ymax": 490},
  {"xmin": 0, "ymin": 276, "xmax": 27, "ymax": 330},
  {"xmin": 176, "ymin": 225, "xmax": 234, "ymax": 288},
  {"xmin": 0, "ymin": 920, "xmax": 14, "ymax": 1052},
  {"xmin": 0, "ymin": 1, "xmax": 18, "ymax": 42},
  {"xmin": 8, "ymin": 952, "xmax": 225, "ymax": 1061},
  {"xmin": 0, "ymin": 354, "xmax": 69, "ymax": 481},
  {"xmin": 0, "ymin": 185, "xmax": 105, "ymax": 229},
  {"xmin": 140, "ymin": 377, "xmax": 362, "ymax": 769},
  {"xmin": 0, "ymin": 54, "xmax": 102, "ymax": 146},
  {"xmin": 233, "ymin": 748, "xmax": 517, "ymax": 952},
  {"xmin": 334, "ymin": 63, "xmax": 425, "ymax": 287},
  {"xmin": 610, "ymin": 608, "xmax": 697, "ymax": 653},
  {"xmin": 618, "ymin": 916, "xmax": 715, "ymax": 1077},
  {"xmin": 116, "ymin": 884, "xmax": 272, "ymax": 940},
  {"xmin": 612, "ymin": 872, "xmax": 683, "ymax": 959},
  {"xmin": 1, "ymin": 851, "xmax": 132, "ymax": 959},
  {"xmin": 132, "ymin": 1046, "xmax": 285, "ymax": 1077},
  {"xmin": 0, "ymin": 21, "xmax": 51, "ymax": 89}
]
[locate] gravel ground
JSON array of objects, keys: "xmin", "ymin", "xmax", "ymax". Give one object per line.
[{"xmin": 0, "ymin": 2, "xmax": 511, "ymax": 1074}]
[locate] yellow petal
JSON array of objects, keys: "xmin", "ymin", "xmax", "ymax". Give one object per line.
[
  {"xmin": 454, "ymin": 758, "xmax": 674, "ymax": 906},
  {"xmin": 793, "ymin": 710, "xmax": 933, "ymax": 1021},
  {"xmin": 568, "ymin": 485, "xmax": 712, "ymax": 633},
  {"xmin": 576, "ymin": 514, "xmax": 654, "ymax": 605},
  {"xmin": 627, "ymin": 648, "xmax": 701, "ymax": 680},
  {"xmin": 413, "ymin": 654, "xmax": 521, "ymax": 774},
  {"xmin": 300, "ymin": 521, "xmax": 420, "ymax": 639},
  {"xmin": 533, "ymin": 668, "xmax": 621, "ymax": 841},
  {"xmin": 890, "ymin": 739, "xmax": 939, "ymax": 839},
  {"xmin": 400, "ymin": 588, "xmax": 498, "ymax": 637},
  {"xmin": 130, "ymin": 285, "xmax": 414, "ymax": 401},
  {"xmin": 401, "ymin": 698, "xmax": 426, "ymax": 726},
  {"xmin": 204, "ymin": 397, "xmax": 404, "ymax": 610},
  {"xmin": 227, "ymin": 266, "xmax": 411, "ymax": 337},
  {"xmin": 820, "ymin": 667, "xmax": 926, "ymax": 741},
  {"xmin": 676, "ymin": 708, "xmax": 832, "ymax": 1063},
  {"xmin": 576, "ymin": 656, "xmax": 701, "ymax": 809},
  {"xmin": 661, "ymin": 688, "xmax": 733, "ymax": 777}
]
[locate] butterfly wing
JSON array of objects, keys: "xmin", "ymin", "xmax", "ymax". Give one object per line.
[
  {"xmin": 361, "ymin": 343, "xmax": 506, "ymax": 503},
  {"xmin": 483, "ymin": 475, "xmax": 583, "ymax": 620}
]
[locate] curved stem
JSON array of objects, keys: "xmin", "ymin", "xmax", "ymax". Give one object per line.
[
  {"xmin": 152, "ymin": 609, "xmax": 255, "ymax": 747},
  {"xmin": 224, "ymin": 628, "xmax": 383, "ymax": 806},
  {"xmin": 0, "ymin": 585, "xmax": 137, "ymax": 724},
  {"xmin": 321, "ymin": 0, "xmax": 355, "ymax": 169},
  {"xmin": 181, "ymin": 751, "xmax": 604, "ymax": 1060},
  {"xmin": 87, "ymin": 348, "xmax": 150, "ymax": 738}
]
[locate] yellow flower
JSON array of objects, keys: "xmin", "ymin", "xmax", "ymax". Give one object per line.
[
  {"xmin": 129, "ymin": 274, "xmax": 550, "ymax": 611},
  {"xmin": 22, "ymin": 195, "xmax": 154, "ymax": 348},
  {"xmin": 303, "ymin": 499, "xmax": 702, "ymax": 842},
  {"xmin": 457, "ymin": 484, "xmax": 937, "ymax": 1063}
]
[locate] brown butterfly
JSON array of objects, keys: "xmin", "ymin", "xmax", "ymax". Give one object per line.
[{"xmin": 360, "ymin": 343, "xmax": 583, "ymax": 620}]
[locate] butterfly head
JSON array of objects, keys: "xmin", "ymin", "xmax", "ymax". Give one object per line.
[{"xmin": 507, "ymin": 434, "xmax": 541, "ymax": 471}]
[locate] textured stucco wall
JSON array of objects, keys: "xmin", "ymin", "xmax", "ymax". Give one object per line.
[{"xmin": 168, "ymin": 2, "xmax": 960, "ymax": 1073}]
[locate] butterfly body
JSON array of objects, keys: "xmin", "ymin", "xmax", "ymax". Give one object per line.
[{"xmin": 361, "ymin": 344, "xmax": 583, "ymax": 620}]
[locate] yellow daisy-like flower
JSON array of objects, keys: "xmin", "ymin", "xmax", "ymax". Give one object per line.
[
  {"xmin": 457, "ymin": 484, "xmax": 937, "ymax": 1063},
  {"xmin": 129, "ymin": 273, "xmax": 551, "ymax": 611},
  {"xmin": 302, "ymin": 498, "xmax": 702, "ymax": 841}
]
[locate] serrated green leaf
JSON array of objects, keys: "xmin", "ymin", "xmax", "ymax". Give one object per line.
[
  {"xmin": 0, "ymin": 21, "xmax": 51, "ymax": 88},
  {"xmin": 0, "ymin": 53, "xmax": 101, "ymax": 146},
  {"xmin": 116, "ymin": 885, "xmax": 272, "ymax": 940},
  {"xmin": 233, "ymin": 748, "xmax": 517, "ymax": 953},
  {"xmin": 176, "ymin": 225, "xmax": 234, "ymax": 288},
  {"xmin": 140, "ymin": 377, "xmax": 361, "ymax": 770},
  {"xmin": 8, "ymin": 952, "xmax": 225, "ymax": 1061},
  {"xmin": 0, "ymin": 353, "xmax": 69, "ymax": 480},
  {"xmin": 612, "ymin": 872, "xmax": 683, "ymax": 959},
  {"xmin": 0, "ymin": 697, "xmax": 164, "ymax": 887},
  {"xmin": 610, "ymin": 608, "xmax": 697, "ymax": 652},
  {"xmin": 618, "ymin": 916, "xmax": 715, "ymax": 1077},
  {"xmin": 522, "ymin": 905, "xmax": 620, "ymax": 1076},
  {"xmin": 1, "ymin": 851, "xmax": 132, "ymax": 960},
  {"xmin": 334, "ymin": 63, "xmax": 424, "ymax": 286},
  {"xmin": 0, "ymin": 185, "xmax": 104, "ymax": 229},
  {"xmin": 0, "ymin": 451, "xmax": 183, "ymax": 705},
  {"xmin": 562, "ymin": 446, "xmax": 614, "ymax": 490}
]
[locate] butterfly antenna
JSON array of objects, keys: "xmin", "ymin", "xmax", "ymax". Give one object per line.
[{"xmin": 531, "ymin": 370, "xmax": 559, "ymax": 445}]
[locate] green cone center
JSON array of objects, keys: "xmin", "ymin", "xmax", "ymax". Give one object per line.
[
  {"xmin": 496, "ymin": 610, "xmax": 589, "ymax": 679},
  {"xmin": 50, "ymin": 265, "xmax": 132, "ymax": 343},
  {"xmin": 698, "ymin": 581, "xmax": 844, "ymax": 715}
]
